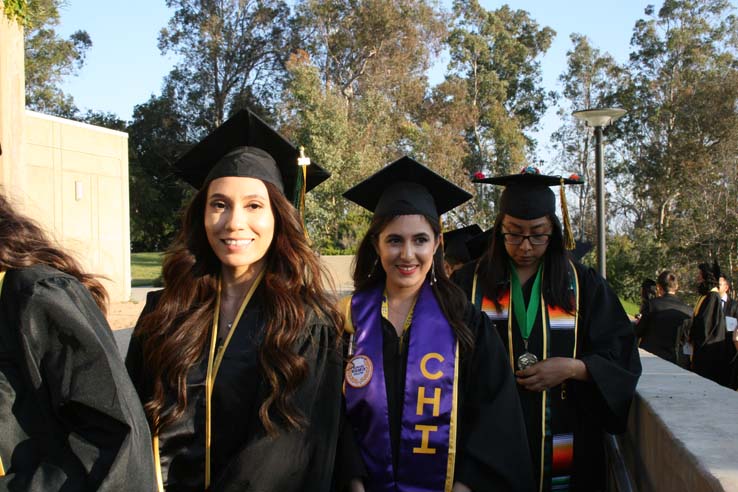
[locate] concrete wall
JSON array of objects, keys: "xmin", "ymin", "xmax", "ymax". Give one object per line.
[
  {"xmin": 621, "ymin": 350, "xmax": 738, "ymax": 491},
  {"xmin": 0, "ymin": 5, "xmax": 25, "ymax": 200},
  {"xmin": 22, "ymin": 111, "xmax": 131, "ymax": 302}
]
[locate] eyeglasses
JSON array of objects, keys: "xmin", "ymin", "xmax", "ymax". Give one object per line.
[{"xmin": 501, "ymin": 232, "xmax": 551, "ymax": 246}]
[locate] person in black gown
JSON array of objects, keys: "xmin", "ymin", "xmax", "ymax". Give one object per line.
[
  {"xmin": 0, "ymin": 192, "xmax": 156, "ymax": 491},
  {"xmin": 635, "ymin": 271, "xmax": 692, "ymax": 366},
  {"xmin": 125, "ymin": 109, "xmax": 343, "ymax": 492},
  {"xmin": 691, "ymin": 261, "xmax": 732, "ymax": 387},
  {"xmin": 452, "ymin": 167, "xmax": 641, "ymax": 492},
  {"xmin": 337, "ymin": 157, "xmax": 534, "ymax": 492}
]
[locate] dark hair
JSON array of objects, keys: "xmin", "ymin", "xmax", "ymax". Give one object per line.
[
  {"xmin": 352, "ymin": 214, "xmax": 474, "ymax": 355},
  {"xmin": 135, "ymin": 181, "xmax": 342, "ymax": 435},
  {"xmin": 698, "ymin": 262, "xmax": 719, "ymax": 295},
  {"xmin": 475, "ymin": 213, "xmax": 574, "ymax": 313},
  {"xmin": 0, "ymin": 192, "xmax": 108, "ymax": 313},
  {"xmin": 656, "ymin": 271, "xmax": 678, "ymax": 293}
]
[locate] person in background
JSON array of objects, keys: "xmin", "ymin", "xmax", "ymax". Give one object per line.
[
  {"xmin": 453, "ymin": 166, "xmax": 641, "ymax": 492},
  {"xmin": 442, "ymin": 224, "xmax": 482, "ymax": 277},
  {"xmin": 126, "ymin": 109, "xmax": 343, "ymax": 492},
  {"xmin": 337, "ymin": 157, "xmax": 534, "ymax": 492},
  {"xmin": 636, "ymin": 271, "xmax": 692, "ymax": 367},
  {"xmin": 718, "ymin": 274, "xmax": 738, "ymax": 318},
  {"xmin": 691, "ymin": 262, "xmax": 731, "ymax": 387},
  {"xmin": 636, "ymin": 278, "xmax": 657, "ymax": 322},
  {"xmin": 0, "ymin": 191, "xmax": 155, "ymax": 491}
]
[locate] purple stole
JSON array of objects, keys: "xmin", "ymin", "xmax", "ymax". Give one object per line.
[{"xmin": 345, "ymin": 281, "xmax": 459, "ymax": 492}]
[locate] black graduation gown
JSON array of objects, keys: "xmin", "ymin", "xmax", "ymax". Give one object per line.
[
  {"xmin": 125, "ymin": 287, "xmax": 343, "ymax": 492},
  {"xmin": 0, "ymin": 265, "xmax": 156, "ymax": 491},
  {"xmin": 635, "ymin": 294, "xmax": 692, "ymax": 365},
  {"xmin": 691, "ymin": 290, "xmax": 732, "ymax": 387},
  {"xmin": 334, "ymin": 300, "xmax": 535, "ymax": 492},
  {"xmin": 453, "ymin": 261, "xmax": 641, "ymax": 492}
]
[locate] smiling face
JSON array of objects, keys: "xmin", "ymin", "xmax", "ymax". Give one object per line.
[
  {"xmin": 375, "ymin": 214, "xmax": 439, "ymax": 294},
  {"xmin": 204, "ymin": 176, "xmax": 275, "ymax": 280},
  {"xmin": 501, "ymin": 214, "xmax": 553, "ymax": 271}
]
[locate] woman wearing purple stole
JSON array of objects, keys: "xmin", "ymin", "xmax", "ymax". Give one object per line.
[
  {"xmin": 336, "ymin": 157, "xmax": 534, "ymax": 492},
  {"xmin": 452, "ymin": 167, "xmax": 642, "ymax": 492}
]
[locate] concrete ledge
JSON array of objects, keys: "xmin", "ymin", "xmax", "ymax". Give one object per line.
[{"xmin": 622, "ymin": 350, "xmax": 738, "ymax": 491}]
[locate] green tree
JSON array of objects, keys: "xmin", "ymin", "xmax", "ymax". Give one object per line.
[
  {"xmin": 445, "ymin": 1, "xmax": 555, "ymax": 226},
  {"xmin": 23, "ymin": 0, "xmax": 91, "ymax": 117},
  {"xmin": 551, "ymin": 34, "xmax": 622, "ymax": 242},
  {"xmin": 614, "ymin": 0, "xmax": 738, "ymax": 276},
  {"xmin": 158, "ymin": 0, "xmax": 291, "ymax": 130},
  {"xmin": 284, "ymin": 0, "xmax": 449, "ymax": 250},
  {"xmin": 127, "ymin": 92, "xmax": 192, "ymax": 251}
]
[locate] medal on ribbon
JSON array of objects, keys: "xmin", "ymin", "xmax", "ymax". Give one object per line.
[{"xmin": 510, "ymin": 261, "xmax": 543, "ymax": 371}]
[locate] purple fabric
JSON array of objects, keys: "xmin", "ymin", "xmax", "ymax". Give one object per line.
[{"xmin": 346, "ymin": 282, "xmax": 457, "ymax": 492}]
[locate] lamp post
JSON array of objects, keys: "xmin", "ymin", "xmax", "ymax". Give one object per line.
[{"xmin": 572, "ymin": 107, "xmax": 626, "ymax": 278}]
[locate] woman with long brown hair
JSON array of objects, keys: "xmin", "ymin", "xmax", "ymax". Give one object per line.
[
  {"xmin": 0, "ymin": 191, "xmax": 155, "ymax": 491},
  {"xmin": 336, "ymin": 157, "xmax": 533, "ymax": 492},
  {"xmin": 125, "ymin": 109, "xmax": 343, "ymax": 492},
  {"xmin": 453, "ymin": 168, "xmax": 641, "ymax": 491}
]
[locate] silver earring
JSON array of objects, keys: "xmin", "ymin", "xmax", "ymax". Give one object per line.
[
  {"xmin": 368, "ymin": 258, "xmax": 378, "ymax": 278},
  {"xmin": 430, "ymin": 260, "xmax": 437, "ymax": 285}
]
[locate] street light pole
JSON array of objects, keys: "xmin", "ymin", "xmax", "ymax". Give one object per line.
[
  {"xmin": 594, "ymin": 125, "xmax": 606, "ymax": 278},
  {"xmin": 572, "ymin": 107, "xmax": 626, "ymax": 279}
]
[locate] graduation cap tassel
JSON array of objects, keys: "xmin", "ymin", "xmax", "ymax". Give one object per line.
[
  {"xmin": 559, "ymin": 177, "xmax": 576, "ymax": 251},
  {"xmin": 296, "ymin": 146, "xmax": 310, "ymax": 236}
]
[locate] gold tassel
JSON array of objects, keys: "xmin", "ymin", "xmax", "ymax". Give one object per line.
[
  {"xmin": 297, "ymin": 146, "xmax": 310, "ymax": 239},
  {"xmin": 560, "ymin": 177, "xmax": 576, "ymax": 250}
]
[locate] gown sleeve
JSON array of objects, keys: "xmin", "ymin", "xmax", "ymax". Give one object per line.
[
  {"xmin": 209, "ymin": 320, "xmax": 343, "ymax": 492},
  {"xmin": 574, "ymin": 265, "xmax": 642, "ymax": 434},
  {"xmin": 124, "ymin": 290, "xmax": 163, "ymax": 404},
  {"xmin": 454, "ymin": 304, "xmax": 536, "ymax": 492},
  {"xmin": 1, "ymin": 275, "xmax": 156, "ymax": 492}
]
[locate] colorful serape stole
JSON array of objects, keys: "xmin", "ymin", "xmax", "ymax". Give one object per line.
[{"xmin": 472, "ymin": 262, "xmax": 579, "ymax": 492}]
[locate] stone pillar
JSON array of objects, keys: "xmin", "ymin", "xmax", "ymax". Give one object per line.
[{"xmin": 0, "ymin": 5, "xmax": 26, "ymax": 202}]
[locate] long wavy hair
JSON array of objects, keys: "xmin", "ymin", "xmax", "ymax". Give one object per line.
[
  {"xmin": 475, "ymin": 213, "xmax": 574, "ymax": 313},
  {"xmin": 352, "ymin": 214, "xmax": 475, "ymax": 355},
  {"xmin": 0, "ymin": 192, "xmax": 108, "ymax": 312},
  {"xmin": 135, "ymin": 180, "xmax": 342, "ymax": 436}
]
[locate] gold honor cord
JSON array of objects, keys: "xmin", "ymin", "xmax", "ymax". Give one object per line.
[
  {"xmin": 153, "ymin": 435, "xmax": 164, "ymax": 492},
  {"xmin": 538, "ymin": 286, "xmax": 548, "ymax": 492},
  {"xmin": 205, "ymin": 268, "xmax": 266, "ymax": 489},
  {"xmin": 443, "ymin": 341, "xmax": 460, "ymax": 492}
]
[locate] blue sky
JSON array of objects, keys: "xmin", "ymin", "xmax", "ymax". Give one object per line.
[{"xmin": 58, "ymin": 0, "xmax": 656, "ymax": 160}]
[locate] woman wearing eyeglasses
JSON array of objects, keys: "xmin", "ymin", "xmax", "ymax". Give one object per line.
[{"xmin": 452, "ymin": 167, "xmax": 641, "ymax": 492}]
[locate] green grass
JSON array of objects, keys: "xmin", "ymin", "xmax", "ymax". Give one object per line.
[
  {"xmin": 620, "ymin": 298, "xmax": 639, "ymax": 318},
  {"xmin": 131, "ymin": 252, "xmax": 163, "ymax": 287}
]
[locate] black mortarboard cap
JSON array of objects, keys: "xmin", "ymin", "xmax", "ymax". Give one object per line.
[
  {"xmin": 572, "ymin": 240, "xmax": 593, "ymax": 261},
  {"xmin": 343, "ymin": 156, "xmax": 472, "ymax": 220},
  {"xmin": 474, "ymin": 166, "xmax": 583, "ymax": 219},
  {"xmin": 173, "ymin": 108, "xmax": 330, "ymax": 203},
  {"xmin": 466, "ymin": 228, "xmax": 493, "ymax": 261},
  {"xmin": 443, "ymin": 225, "xmax": 483, "ymax": 264}
]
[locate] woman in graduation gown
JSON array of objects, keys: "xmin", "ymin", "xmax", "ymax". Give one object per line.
[
  {"xmin": 452, "ymin": 167, "xmax": 641, "ymax": 492},
  {"xmin": 337, "ymin": 157, "xmax": 534, "ymax": 492},
  {"xmin": 0, "ymin": 192, "xmax": 156, "ymax": 491},
  {"xmin": 125, "ymin": 109, "xmax": 343, "ymax": 492},
  {"xmin": 691, "ymin": 262, "xmax": 731, "ymax": 387}
]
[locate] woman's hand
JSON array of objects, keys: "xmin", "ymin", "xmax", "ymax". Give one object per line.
[
  {"xmin": 515, "ymin": 357, "xmax": 589, "ymax": 392},
  {"xmin": 349, "ymin": 479, "xmax": 366, "ymax": 492},
  {"xmin": 452, "ymin": 482, "xmax": 472, "ymax": 492}
]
